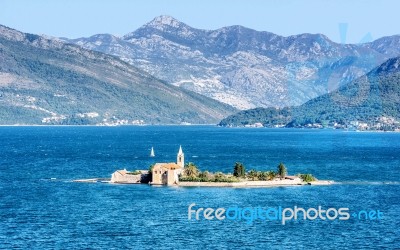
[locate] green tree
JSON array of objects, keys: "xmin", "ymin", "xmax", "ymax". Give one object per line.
[
  {"xmin": 213, "ymin": 172, "xmax": 225, "ymax": 182},
  {"xmin": 299, "ymin": 174, "xmax": 316, "ymax": 182},
  {"xmin": 258, "ymin": 171, "xmax": 268, "ymax": 181},
  {"xmin": 198, "ymin": 171, "xmax": 211, "ymax": 181},
  {"xmin": 233, "ymin": 162, "xmax": 246, "ymax": 177},
  {"xmin": 266, "ymin": 171, "xmax": 277, "ymax": 180},
  {"xmin": 184, "ymin": 162, "xmax": 200, "ymax": 178},
  {"xmin": 247, "ymin": 169, "xmax": 259, "ymax": 181},
  {"xmin": 277, "ymin": 163, "xmax": 287, "ymax": 179},
  {"xmin": 148, "ymin": 164, "xmax": 155, "ymax": 174},
  {"xmin": 148, "ymin": 164, "xmax": 155, "ymax": 179}
]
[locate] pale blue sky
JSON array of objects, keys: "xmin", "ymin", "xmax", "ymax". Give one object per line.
[{"xmin": 0, "ymin": 0, "xmax": 398, "ymax": 43}]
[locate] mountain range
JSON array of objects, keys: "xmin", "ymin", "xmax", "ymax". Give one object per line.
[
  {"xmin": 218, "ymin": 56, "xmax": 400, "ymax": 129},
  {"xmin": 0, "ymin": 25, "xmax": 236, "ymax": 125},
  {"xmin": 63, "ymin": 15, "xmax": 400, "ymax": 109},
  {"xmin": 1, "ymin": 16, "xmax": 400, "ymax": 126}
]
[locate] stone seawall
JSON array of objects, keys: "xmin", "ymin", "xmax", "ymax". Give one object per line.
[{"xmin": 111, "ymin": 174, "xmax": 141, "ymax": 184}]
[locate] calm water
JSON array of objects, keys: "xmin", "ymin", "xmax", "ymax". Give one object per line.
[{"xmin": 0, "ymin": 126, "xmax": 399, "ymax": 249}]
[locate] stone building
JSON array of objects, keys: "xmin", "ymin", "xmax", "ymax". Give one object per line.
[
  {"xmin": 151, "ymin": 146, "xmax": 185, "ymax": 185},
  {"xmin": 110, "ymin": 169, "xmax": 149, "ymax": 184}
]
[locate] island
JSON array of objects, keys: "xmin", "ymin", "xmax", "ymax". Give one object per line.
[{"xmin": 74, "ymin": 146, "xmax": 333, "ymax": 187}]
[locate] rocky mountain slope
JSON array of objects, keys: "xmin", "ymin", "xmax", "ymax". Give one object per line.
[
  {"xmin": 219, "ymin": 56, "xmax": 400, "ymax": 129},
  {"xmin": 0, "ymin": 25, "xmax": 236, "ymax": 125},
  {"xmin": 64, "ymin": 15, "xmax": 400, "ymax": 109}
]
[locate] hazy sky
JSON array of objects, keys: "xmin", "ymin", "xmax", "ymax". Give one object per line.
[{"xmin": 1, "ymin": 0, "xmax": 398, "ymax": 43}]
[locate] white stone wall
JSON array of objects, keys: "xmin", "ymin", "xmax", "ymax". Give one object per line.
[{"xmin": 111, "ymin": 172, "xmax": 141, "ymax": 183}]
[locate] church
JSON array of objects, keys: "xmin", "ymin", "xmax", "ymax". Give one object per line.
[{"xmin": 150, "ymin": 146, "xmax": 185, "ymax": 185}]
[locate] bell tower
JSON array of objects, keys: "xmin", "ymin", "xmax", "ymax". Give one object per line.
[{"xmin": 177, "ymin": 145, "xmax": 184, "ymax": 168}]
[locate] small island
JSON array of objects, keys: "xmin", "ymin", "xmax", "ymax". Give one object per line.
[
  {"xmin": 75, "ymin": 146, "xmax": 333, "ymax": 187},
  {"xmin": 176, "ymin": 162, "xmax": 332, "ymax": 187}
]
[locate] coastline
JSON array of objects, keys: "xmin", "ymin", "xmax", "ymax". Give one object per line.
[
  {"xmin": 73, "ymin": 178, "xmax": 334, "ymax": 187},
  {"xmin": 178, "ymin": 179, "xmax": 333, "ymax": 187},
  {"xmin": 0, "ymin": 125, "xmax": 398, "ymax": 133},
  {"xmin": 0, "ymin": 123, "xmax": 217, "ymax": 127}
]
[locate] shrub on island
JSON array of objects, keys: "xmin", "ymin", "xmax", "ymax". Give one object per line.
[
  {"xmin": 179, "ymin": 176, "xmax": 205, "ymax": 182},
  {"xmin": 179, "ymin": 172, "xmax": 239, "ymax": 183},
  {"xmin": 179, "ymin": 167, "xmax": 239, "ymax": 182},
  {"xmin": 178, "ymin": 162, "xmax": 316, "ymax": 183},
  {"xmin": 127, "ymin": 170, "xmax": 142, "ymax": 175},
  {"xmin": 246, "ymin": 170, "xmax": 277, "ymax": 181},
  {"xmin": 298, "ymin": 174, "xmax": 317, "ymax": 182},
  {"xmin": 213, "ymin": 172, "xmax": 239, "ymax": 182}
]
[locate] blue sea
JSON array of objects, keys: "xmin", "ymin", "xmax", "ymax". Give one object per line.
[{"xmin": 0, "ymin": 126, "xmax": 399, "ymax": 249}]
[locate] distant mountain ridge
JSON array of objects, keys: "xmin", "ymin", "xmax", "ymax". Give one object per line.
[
  {"xmin": 64, "ymin": 15, "xmax": 400, "ymax": 109},
  {"xmin": 0, "ymin": 24, "xmax": 236, "ymax": 125},
  {"xmin": 218, "ymin": 56, "xmax": 400, "ymax": 130}
]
